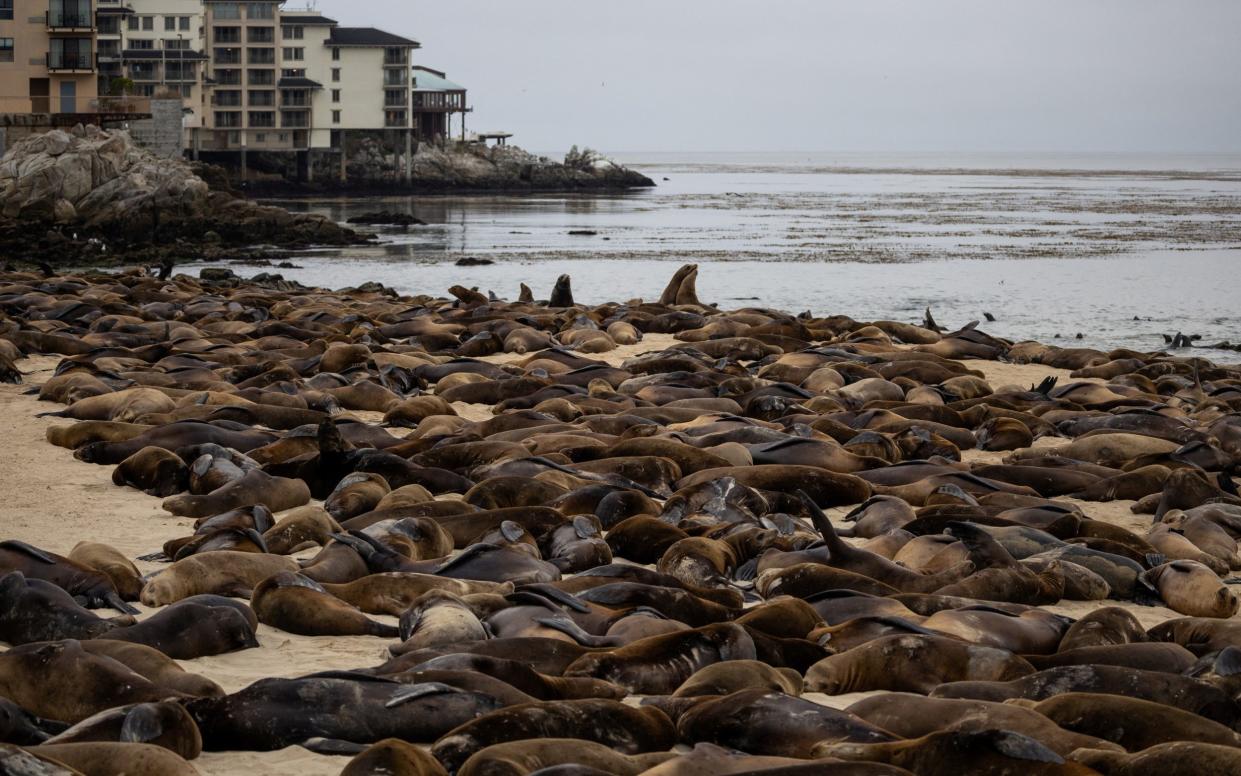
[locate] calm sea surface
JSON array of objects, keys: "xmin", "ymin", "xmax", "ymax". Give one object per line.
[{"xmin": 190, "ymin": 152, "xmax": 1241, "ymax": 362}]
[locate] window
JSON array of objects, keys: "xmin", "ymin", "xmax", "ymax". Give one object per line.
[
  {"xmin": 214, "ymin": 2, "xmax": 240, "ymax": 19},
  {"xmin": 127, "ymin": 15, "xmax": 138, "ymax": 30},
  {"xmin": 331, "ymin": 89, "xmax": 339, "ymax": 102},
  {"xmin": 215, "ymin": 69, "xmax": 241, "ymax": 85},
  {"xmin": 282, "ymin": 47, "xmax": 303, "ymax": 61},
  {"xmin": 181, "ymin": 85, "xmax": 192, "ymax": 97},
  {"xmin": 129, "ymin": 39, "xmax": 154, "ymax": 50},
  {"xmin": 215, "ymin": 90, "xmax": 241, "ymax": 106},
  {"xmin": 213, "ymin": 27, "xmax": 240, "ymax": 43},
  {"xmin": 247, "ymin": 26, "xmax": 274, "ymax": 43},
  {"xmin": 281, "ymin": 25, "xmax": 302, "ymax": 39},
  {"xmin": 248, "ymin": 111, "xmax": 274, "ymax": 127},
  {"xmin": 228, "ymin": 130, "xmax": 240, "ymax": 144},
  {"xmin": 215, "ymin": 111, "xmax": 241, "ymax": 128},
  {"xmin": 331, "ymin": 47, "xmax": 339, "ymax": 61},
  {"xmin": 179, "ymin": 16, "xmax": 190, "ymax": 30},
  {"xmin": 214, "ymin": 47, "xmax": 240, "ymax": 64},
  {"xmin": 384, "ymin": 88, "xmax": 405, "ymax": 107},
  {"xmin": 246, "ymin": 3, "xmax": 273, "ymax": 19},
  {"xmin": 384, "ymin": 110, "xmax": 406, "ymax": 128},
  {"xmin": 247, "ymin": 69, "xmax": 273, "ymax": 85},
  {"xmin": 331, "ymin": 109, "xmax": 340, "ymax": 123},
  {"xmin": 279, "ymin": 133, "xmax": 288, "ymax": 142},
  {"xmin": 383, "ymin": 68, "xmax": 405, "ymax": 86},
  {"xmin": 331, "ymin": 67, "xmax": 340, "ymax": 82},
  {"xmin": 164, "ymin": 39, "xmax": 188, "ymax": 50},
  {"xmin": 142, "ymin": 15, "xmax": 153, "ymax": 30},
  {"xmin": 0, "ymin": 38, "xmax": 12, "ymax": 63},
  {"xmin": 0, "ymin": 0, "xmax": 12, "ymax": 21},
  {"xmin": 248, "ymin": 90, "xmax": 273, "ymax": 106},
  {"xmin": 247, "ymin": 48, "xmax": 274, "ymax": 65},
  {"xmin": 281, "ymin": 68, "xmax": 305, "ymax": 77},
  {"xmin": 164, "ymin": 16, "xmax": 175, "ymax": 30}
]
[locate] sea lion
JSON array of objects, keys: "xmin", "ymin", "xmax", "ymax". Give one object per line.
[
  {"xmin": 1016, "ymin": 692, "xmax": 1241, "ymax": 750},
  {"xmin": 675, "ymin": 690, "xmax": 897, "ymax": 758},
  {"xmin": 430, "ymin": 700, "xmax": 675, "ymax": 773},
  {"xmin": 803, "ymin": 634, "xmax": 1034, "ymax": 694},
  {"xmin": 562, "ymin": 623, "xmax": 757, "ymax": 694},
  {"xmin": 45, "ymin": 420, "xmax": 152, "ymax": 450},
  {"xmin": 931, "ymin": 665, "xmax": 1238, "ymax": 728},
  {"xmin": 1025, "ymin": 642, "xmax": 1198, "ymax": 673},
  {"xmin": 0, "ymin": 640, "xmax": 182, "ymax": 723},
  {"xmin": 139, "ymin": 552, "xmax": 298, "ymax": 606},
  {"xmin": 110, "ymin": 446, "xmax": 190, "ymax": 497},
  {"xmin": 341, "ymin": 738, "xmax": 449, "ymax": 776},
  {"xmin": 43, "ymin": 701, "xmax": 201, "ymax": 760},
  {"xmin": 1070, "ymin": 741, "xmax": 1241, "ymax": 776},
  {"xmin": 251, "ymin": 571, "xmax": 399, "ymax": 637},
  {"xmin": 816, "ymin": 729, "xmax": 1091, "ymax": 775},
  {"xmin": 78, "ymin": 640, "xmax": 223, "ymax": 698},
  {"xmin": 326, "ymin": 473, "xmax": 392, "ymax": 520},
  {"xmin": 606, "ymin": 516, "xmax": 689, "ymax": 565},
  {"xmin": 25, "ymin": 742, "xmax": 199, "ymax": 775},
  {"xmin": 0, "ymin": 541, "xmax": 135, "ymax": 614},
  {"xmin": 66, "ymin": 543, "xmax": 142, "ymax": 602},
  {"xmin": 456, "ymin": 739, "xmax": 674, "ymax": 776},
  {"xmin": 39, "ymin": 387, "xmax": 175, "ymax": 422},
  {"xmin": 1138, "ymin": 560, "xmax": 1239, "ymax": 618},
  {"xmin": 674, "ymin": 465, "xmax": 872, "ymax": 507},
  {"xmin": 0, "ymin": 571, "xmax": 126, "ymax": 645},
  {"xmin": 848, "ymin": 693, "xmax": 1122, "ymax": 756},
  {"xmin": 391, "ymin": 590, "xmax": 488, "ymax": 654},
  {"xmin": 322, "ymin": 573, "xmax": 513, "ymax": 617},
  {"xmin": 185, "ymin": 674, "xmax": 505, "ymax": 750},
  {"xmin": 1057, "ymin": 606, "xmax": 1149, "ymax": 651},
  {"xmin": 672, "ymin": 659, "xmax": 804, "ymax": 697},
  {"xmin": 262, "ymin": 505, "xmax": 341, "ymax": 554},
  {"xmin": 161, "ymin": 469, "xmax": 311, "ymax": 518},
  {"xmin": 100, "ymin": 601, "xmax": 259, "ymax": 658}
]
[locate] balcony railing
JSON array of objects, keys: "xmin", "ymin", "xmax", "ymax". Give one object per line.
[
  {"xmin": 47, "ymin": 50, "xmax": 95, "ymax": 71},
  {"xmin": 382, "ymin": 54, "xmax": 408, "ymax": 66},
  {"xmin": 47, "ymin": 9, "xmax": 94, "ymax": 30}
]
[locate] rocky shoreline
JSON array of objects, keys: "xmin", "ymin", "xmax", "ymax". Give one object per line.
[{"xmin": 0, "ymin": 125, "xmax": 368, "ymax": 268}]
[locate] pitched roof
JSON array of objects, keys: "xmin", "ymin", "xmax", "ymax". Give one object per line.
[
  {"xmin": 412, "ymin": 67, "xmax": 465, "ymax": 92},
  {"xmin": 327, "ymin": 27, "xmax": 419, "ymax": 48},
  {"xmin": 280, "ymin": 14, "xmax": 337, "ymax": 26}
]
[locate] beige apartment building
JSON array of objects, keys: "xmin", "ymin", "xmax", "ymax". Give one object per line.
[
  {"xmin": 0, "ymin": 0, "xmax": 471, "ymax": 175},
  {"xmin": 0, "ymin": 0, "xmax": 100, "ymax": 113}
]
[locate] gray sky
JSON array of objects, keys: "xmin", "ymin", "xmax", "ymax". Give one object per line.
[{"xmin": 314, "ymin": 0, "xmax": 1241, "ymax": 154}]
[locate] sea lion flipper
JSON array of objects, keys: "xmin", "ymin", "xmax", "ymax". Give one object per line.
[
  {"xmin": 533, "ymin": 616, "xmax": 612, "ymax": 647},
  {"xmin": 104, "ymin": 592, "xmax": 140, "ymax": 615},
  {"xmin": 1144, "ymin": 553, "xmax": 1166, "ymax": 569},
  {"xmin": 301, "ymin": 737, "xmax": 368, "ymax": 755},
  {"xmin": 385, "ymin": 682, "xmax": 463, "ymax": 708},
  {"xmin": 0, "ymin": 540, "xmax": 57, "ymax": 564},
  {"xmin": 516, "ymin": 582, "xmax": 589, "ymax": 613},
  {"xmin": 734, "ymin": 558, "xmax": 759, "ymax": 582},
  {"xmin": 120, "ymin": 704, "xmax": 163, "ymax": 744}
]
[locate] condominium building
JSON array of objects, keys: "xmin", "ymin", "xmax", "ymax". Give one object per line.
[
  {"xmin": 1, "ymin": 0, "xmax": 472, "ymax": 171},
  {"xmin": 0, "ymin": 0, "xmax": 100, "ymax": 113}
]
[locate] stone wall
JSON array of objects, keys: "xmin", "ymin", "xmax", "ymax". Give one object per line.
[{"xmin": 126, "ymin": 99, "xmax": 185, "ymax": 159}]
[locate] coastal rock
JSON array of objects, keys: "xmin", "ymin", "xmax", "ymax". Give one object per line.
[
  {"xmin": 0, "ymin": 125, "xmax": 362, "ymax": 254},
  {"xmin": 405, "ymin": 143, "xmax": 655, "ymax": 191}
]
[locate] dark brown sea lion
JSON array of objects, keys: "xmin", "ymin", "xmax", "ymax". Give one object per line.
[
  {"xmin": 185, "ymin": 674, "xmax": 506, "ymax": 751},
  {"xmin": 251, "ymin": 571, "xmax": 399, "ymax": 637},
  {"xmin": 606, "ymin": 516, "xmax": 689, "ymax": 565},
  {"xmin": 1024, "ymin": 642, "xmax": 1198, "ymax": 673},
  {"xmin": 0, "ymin": 541, "xmax": 135, "ymax": 614},
  {"xmin": 100, "ymin": 601, "xmax": 259, "ymax": 659},
  {"xmin": 430, "ymin": 699, "xmax": 675, "ymax": 773},
  {"xmin": 674, "ymin": 465, "xmax": 872, "ymax": 507},
  {"xmin": 562, "ymin": 623, "xmax": 757, "ymax": 694},
  {"xmin": 0, "ymin": 571, "xmax": 129, "ymax": 645},
  {"xmin": 110, "ymin": 446, "xmax": 189, "ymax": 497},
  {"xmin": 676, "ymin": 689, "xmax": 896, "ymax": 758},
  {"xmin": 672, "ymin": 659, "xmax": 803, "ymax": 697},
  {"xmin": 803, "ymin": 634, "xmax": 1034, "ymax": 694},
  {"xmin": 1057, "ymin": 606, "xmax": 1149, "ymax": 651},
  {"xmin": 78, "ymin": 640, "xmax": 222, "ymax": 698}
]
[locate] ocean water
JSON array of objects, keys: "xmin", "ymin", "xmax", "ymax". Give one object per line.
[{"xmin": 191, "ymin": 151, "xmax": 1241, "ymax": 362}]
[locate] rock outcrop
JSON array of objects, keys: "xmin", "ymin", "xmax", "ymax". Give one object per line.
[
  {"xmin": 403, "ymin": 143, "xmax": 655, "ymax": 191},
  {"xmin": 0, "ymin": 125, "xmax": 362, "ymax": 258}
]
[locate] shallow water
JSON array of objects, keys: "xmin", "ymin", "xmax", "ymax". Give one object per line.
[{"xmin": 193, "ymin": 152, "xmax": 1241, "ymax": 361}]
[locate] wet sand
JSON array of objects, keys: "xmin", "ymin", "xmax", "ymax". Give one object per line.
[{"xmin": 0, "ymin": 338, "xmax": 1191, "ymax": 774}]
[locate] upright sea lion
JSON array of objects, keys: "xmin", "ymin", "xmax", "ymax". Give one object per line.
[{"xmin": 549, "ymin": 275, "xmax": 575, "ymax": 308}]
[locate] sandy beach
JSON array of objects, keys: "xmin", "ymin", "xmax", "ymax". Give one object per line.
[{"xmin": 0, "ymin": 335, "xmax": 1193, "ymax": 775}]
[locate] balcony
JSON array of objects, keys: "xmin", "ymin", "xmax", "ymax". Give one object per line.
[
  {"xmin": 47, "ymin": 49, "xmax": 95, "ymax": 72},
  {"xmin": 280, "ymin": 111, "xmax": 308, "ymax": 128},
  {"xmin": 47, "ymin": 6, "xmax": 94, "ymax": 32},
  {"xmin": 382, "ymin": 53, "xmax": 408, "ymax": 67}
]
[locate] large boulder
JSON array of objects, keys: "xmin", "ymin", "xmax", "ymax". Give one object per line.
[{"xmin": 0, "ymin": 125, "xmax": 359, "ymax": 247}]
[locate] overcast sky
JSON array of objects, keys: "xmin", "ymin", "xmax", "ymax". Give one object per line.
[{"xmin": 312, "ymin": 0, "xmax": 1241, "ymax": 154}]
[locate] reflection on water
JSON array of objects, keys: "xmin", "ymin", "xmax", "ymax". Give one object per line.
[{"xmin": 203, "ymin": 153, "xmax": 1241, "ymax": 362}]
